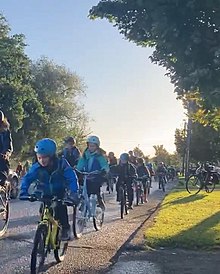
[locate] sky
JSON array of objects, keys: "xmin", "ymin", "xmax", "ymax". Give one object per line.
[{"xmin": 0, "ymin": 0, "xmax": 186, "ymax": 157}]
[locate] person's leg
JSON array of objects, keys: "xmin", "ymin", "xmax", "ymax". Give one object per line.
[
  {"xmin": 53, "ymin": 201, "xmax": 70, "ymax": 240},
  {"xmin": 0, "ymin": 158, "xmax": 9, "ymax": 186},
  {"xmin": 126, "ymin": 181, "xmax": 134, "ymax": 208}
]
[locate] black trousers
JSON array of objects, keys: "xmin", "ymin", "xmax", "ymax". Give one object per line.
[{"xmin": 0, "ymin": 157, "xmax": 9, "ymax": 185}]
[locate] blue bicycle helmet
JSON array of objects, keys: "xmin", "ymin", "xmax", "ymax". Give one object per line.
[
  {"xmin": 34, "ymin": 138, "xmax": 57, "ymax": 156},
  {"xmin": 120, "ymin": 153, "xmax": 129, "ymax": 162}
]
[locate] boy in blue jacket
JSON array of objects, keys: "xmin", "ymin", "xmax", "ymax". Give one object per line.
[
  {"xmin": 19, "ymin": 138, "xmax": 79, "ymax": 240},
  {"xmin": 76, "ymin": 135, "xmax": 109, "ymax": 210}
]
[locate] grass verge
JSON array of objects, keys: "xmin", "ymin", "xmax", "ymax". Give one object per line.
[{"xmin": 145, "ymin": 182, "xmax": 220, "ymax": 249}]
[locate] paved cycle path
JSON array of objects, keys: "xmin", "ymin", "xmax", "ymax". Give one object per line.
[{"xmin": 0, "ymin": 180, "xmax": 171, "ymax": 273}]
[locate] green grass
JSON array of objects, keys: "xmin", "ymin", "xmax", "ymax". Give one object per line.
[{"xmin": 145, "ymin": 186, "xmax": 220, "ymax": 249}]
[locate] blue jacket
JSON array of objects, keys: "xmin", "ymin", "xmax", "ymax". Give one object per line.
[{"xmin": 20, "ymin": 157, "xmax": 78, "ymax": 196}]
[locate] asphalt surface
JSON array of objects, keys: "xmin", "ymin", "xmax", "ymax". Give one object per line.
[{"xmin": 0, "ymin": 180, "xmax": 168, "ymax": 274}]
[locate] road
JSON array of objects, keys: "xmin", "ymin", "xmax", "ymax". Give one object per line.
[{"xmin": 0, "ymin": 180, "xmax": 166, "ymax": 274}]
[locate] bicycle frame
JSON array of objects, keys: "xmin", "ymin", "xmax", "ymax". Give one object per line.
[
  {"xmin": 81, "ymin": 174, "xmax": 99, "ymax": 220},
  {"xmin": 40, "ymin": 203, "xmax": 60, "ymax": 250}
]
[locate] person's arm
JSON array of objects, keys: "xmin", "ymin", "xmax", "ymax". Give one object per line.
[
  {"xmin": 3, "ymin": 130, "xmax": 13, "ymax": 157},
  {"xmin": 63, "ymin": 159, "xmax": 79, "ymax": 193},
  {"xmin": 98, "ymin": 155, "xmax": 110, "ymax": 172},
  {"xmin": 76, "ymin": 156, "xmax": 86, "ymax": 171},
  {"xmin": 20, "ymin": 163, "xmax": 39, "ymax": 195}
]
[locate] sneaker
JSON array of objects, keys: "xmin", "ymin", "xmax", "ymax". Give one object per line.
[
  {"xmin": 128, "ymin": 205, "xmax": 133, "ymax": 210},
  {"xmin": 61, "ymin": 228, "xmax": 70, "ymax": 241}
]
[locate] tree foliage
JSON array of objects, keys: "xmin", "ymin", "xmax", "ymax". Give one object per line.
[
  {"xmin": 0, "ymin": 15, "xmax": 89, "ymax": 158},
  {"xmin": 90, "ymin": 0, "xmax": 220, "ymax": 127}
]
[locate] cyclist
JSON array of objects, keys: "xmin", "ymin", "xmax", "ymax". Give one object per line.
[
  {"xmin": 62, "ymin": 136, "xmax": 81, "ymax": 168},
  {"xmin": 136, "ymin": 158, "xmax": 151, "ymax": 202},
  {"xmin": 108, "ymin": 152, "xmax": 117, "ymax": 166},
  {"xmin": 128, "ymin": 150, "xmax": 137, "ymax": 166},
  {"xmin": 156, "ymin": 162, "xmax": 168, "ymax": 189},
  {"xmin": 19, "ymin": 138, "xmax": 79, "ymax": 241},
  {"xmin": 146, "ymin": 162, "xmax": 155, "ymax": 187},
  {"xmin": 167, "ymin": 165, "xmax": 176, "ymax": 181},
  {"xmin": 114, "ymin": 153, "xmax": 137, "ymax": 209},
  {"xmin": 0, "ymin": 110, "xmax": 13, "ymax": 186},
  {"xmin": 76, "ymin": 135, "xmax": 109, "ymax": 211}
]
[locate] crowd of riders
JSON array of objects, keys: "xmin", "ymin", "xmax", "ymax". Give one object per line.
[{"xmin": 0, "ymin": 110, "xmax": 177, "ymax": 241}]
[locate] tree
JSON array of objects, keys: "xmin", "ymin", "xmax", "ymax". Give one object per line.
[
  {"xmin": 152, "ymin": 145, "xmax": 170, "ymax": 164},
  {"xmin": 0, "ymin": 15, "xmax": 89, "ymax": 158},
  {"xmin": 31, "ymin": 58, "xmax": 89, "ymax": 148},
  {"xmin": 0, "ymin": 15, "xmax": 45, "ymax": 156},
  {"xmin": 190, "ymin": 123, "xmax": 220, "ymax": 162},
  {"xmin": 90, "ymin": 1, "xmax": 220, "ymax": 127}
]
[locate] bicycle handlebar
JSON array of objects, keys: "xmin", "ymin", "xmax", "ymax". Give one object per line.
[{"xmin": 20, "ymin": 194, "xmax": 75, "ymax": 206}]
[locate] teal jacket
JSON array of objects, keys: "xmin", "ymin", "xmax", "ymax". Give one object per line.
[{"xmin": 77, "ymin": 148, "xmax": 109, "ymax": 173}]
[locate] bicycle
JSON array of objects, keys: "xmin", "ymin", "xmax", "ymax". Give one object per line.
[
  {"xmin": 0, "ymin": 180, "xmax": 10, "ymax": 237},
  {"xmin": 20, "ymin": 194, "xmax": 73, "ymax": 274},
  {"xmin": 73, "ymin": 170, "xmax": 104, "ymax": 238},
  {"xmin": 118, "ymin": 181, "xmax": 129, "ymax": 219},
  {"xmin": 186, "ymin": 163, "xmax": 218, "ymax": 195}
]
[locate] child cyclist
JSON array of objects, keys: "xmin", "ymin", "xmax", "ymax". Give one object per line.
[
  {"xmin": 62, "ymin": 136, "xmax": 81, "ymax": 168},
  {"xmin": 136, "ymin": 158, "xmax": 151, "ymax": 202},
  {"xmin": 112, "ymin": 153, "xmax": 137, "ymax": 209},
  {"xmin": 76, "ymin": 135, "xmax": 109, "ymax": 211},
  {"xmin": 19, "ymin": 138, "xmax": 79, "ymax": 241}
]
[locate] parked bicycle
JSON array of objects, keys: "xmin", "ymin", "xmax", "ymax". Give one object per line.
[
  {"xmin": 20, "ymin": 194, "xmax": 74, "ymax": 274},
  {"xmin": 0, "ymin": 180, "xmax": 10, "ymax": 237},
  {"xmin": 72, "ymin": 170, "xmax": 105, "ymax": 238},
  {"xmin": 186, "ymin": 162, "xmax": 219, "ymax": 195}
]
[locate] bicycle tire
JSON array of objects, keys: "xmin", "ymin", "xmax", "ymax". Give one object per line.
[
  {"xmin": 205, "ymin": 174, "xmax": 216, "ymax": 193},
  {"xmin": 72, "ymin": 201, "xmax": 85, "ymax": 239},
  {"xmin": 120, "ymin": 187, "xmax": 125, "ymax": 219},
  {"xmin": 186, "ymin": 174, "xmax": 202, "ymax": 195},
  {"xmin": 136, "ymin": 186, "xmax": 140, "ymax": 206},
  {"xmin": 124, "ymin": 188, "xmax": 128, "ymax": 215},
  {"xmin": 54, "ymin": 227, "xmax": 68, "ymax": 263},
  {"xmin": 93, "ymin": 207, "xmax": 104, "ymax": 231},
  {"xmin": 0, "ymin": 186, "xmax": 10, "ymax": 237},
  {"xmin": 161, "ymin": 178, "xmax": 165, "ymax": 192},
  {"xmin": 31, "ymin": 224, "xmax": 47, "ymax": 274}
]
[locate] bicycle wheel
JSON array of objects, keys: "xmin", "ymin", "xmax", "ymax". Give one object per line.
[
  {"xmin": 31, "ymin": 224, "xmax": 47, "ymax": 274},
  {"xmin": 0, "ymin": 186, "xmax": 10, "ymax": 237},
  {"xmin": 136, "ymin": 186, "xmax": 140, "ymax": 206},
  {"xmin": 54, "ymin": 227, "xmax": 69, "ymax": 263},
  {"xmin": 205, "ymin": 175, "xmax": 216, "ymax": 193},
  {"xmin": 72, "ymin": 200, "xmax": 86, "ymax": 239},
  {"xmin": 119, "ymin": 187, "xmax": 125, "ymax": 219},
  {"xmin": 93, "ymin": 206, "xmax": 104, "ymax": 231},
  {"xmin": 186, "ymin": 175, "xmax": 202, "ymax": 195}
]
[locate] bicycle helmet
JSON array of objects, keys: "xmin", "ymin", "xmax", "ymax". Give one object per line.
[
  {"xmin": 87, "ymin": 135, "xmax": 100, "ymax": 147},
  {"xmin": 0, "ymin": 111, "xmax": 4, "ymax": 122},
  {"xmin": 34, "ymin": 138, "xmax": 57, "ymax": 156},
  {"xmin": 120, "ymin": 153, "xmax": 129, "ymax": 162},
  {"xmin": 64, "ymin": 136, "xmax": 75, "ymax": 144}
]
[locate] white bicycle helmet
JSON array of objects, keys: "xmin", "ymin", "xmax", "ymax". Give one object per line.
[{"xmin": 87, "ymin": 135, "xmax": 100, "ymax": 147}]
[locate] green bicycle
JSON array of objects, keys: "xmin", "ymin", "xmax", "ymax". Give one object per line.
[{"xmin": 20, "ymin": 194, "xmax": 73, "ymax": 274}]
